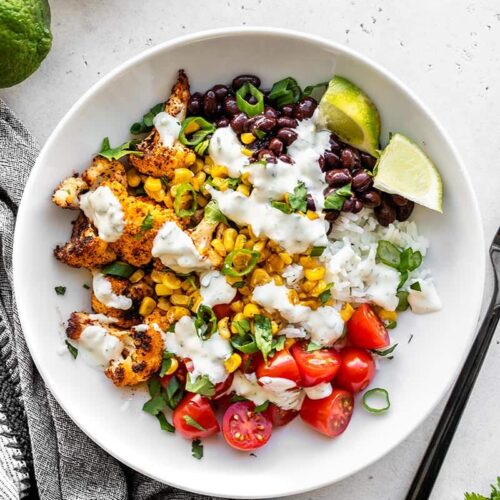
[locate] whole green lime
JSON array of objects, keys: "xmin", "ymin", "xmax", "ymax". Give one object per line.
[{"xmin": 0, "ymin": 0, "xmax": 52, "ymax": 88}]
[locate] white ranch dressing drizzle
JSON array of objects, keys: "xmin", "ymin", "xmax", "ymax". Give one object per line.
[
  {"xmin": 152, "ymin": 221, "xmax": 210, "ymax": 273},
  {"xmin": 200, "ymin": 270, "xmax": 236, "ymax": 307},
  {"xmin": 209, "ymin": 127, "xmax": 249, "ymax": 177},
  {"xmin": 92, "ymin": 272, "xmax": 132, "ymax": 310},
  {"xmin": 78, "ymin": 325, "xmax": 123, "ymax": 367},
  {"xmin": 153, "ymin": 112, "xmax": 181, "ymax": 147},
  {"xmin": 408, "ymin": 279, "xmax": 442, "ymax": 313},
  {"xmin": 165, "ymin": 316, "xmax": 231, "ymax": 384},
  {"xmin": 79, "ymin": 186, "xmax": 125, "ymax": 242},
  {"xmin": 304, "ymin": 382, "xmax": 333, "ymax": 400}
]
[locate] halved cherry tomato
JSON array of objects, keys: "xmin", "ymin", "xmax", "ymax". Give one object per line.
[
  {"xmin": 241, "ymin": 352, "xmax": 262, "ymax": 374},
  {"xmin": 300, "ymin": 388, "xmax": 354, "ymax": 438},
  {"xmin": 213, "ymin": 303, "xmax": 232, "ymax": 320},
  {"xmin": 256, "ymin": 349, "xmax": 302, "ymax": 386},
  {"xmin": 173, "ymin": 393, "xmax": 220, "ymax": 439},
  {"xmin": 290, "ymin": 341, "xmax": 342, "ymax": 387},
  {"xmin": 265, "ymin": 403, "xmax": 298, "ymax": 427},
  {"xmin": 222, "ymin": 401, "xmax": 272, "ymax": 451},
  {"xmin": 347, "ymin": 304, "xmax": 390, "ymax": 349},
  {"xmin": 335, "ymin": 347, "xmax": 375, "ymax": 393},
  {"xmin": 214, "ymin": 373, "xmax": 234, "ymax": 399}
]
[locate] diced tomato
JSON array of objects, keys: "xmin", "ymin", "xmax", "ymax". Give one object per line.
[
  {"xmin": 256, "ymin": 349, "xmax": 302, "ymax": 386},
  {"xmin": 159, "ymin": 363, "xmax": 187, "ymax": 389},
  {"xmin": 335, "ymin": 347, "xmax": 375, "ymax": 393},
  {"xmin": 347, "ymin": 304, "xmax": 390, "ymax": 349},
  {"xmin": 214, "ymin": 373, "xmax": 234, "ymax": 399},
  {"xmin": 172, "ymin": 393, "xmax": 220, "ymax": 439},
  {"xmin": 300, "ymin": 388, "xmax": 354, "ymax": 438},
  {"xmin": 222, "ymin": 401, "xmax": 273, "ymax": 451},
  {"xmin": 241, "ymin": 352, "xmax": 262, "ymax": 374},
  {"xmin": 265, "ymin": 403, "xmax": 298, "ymax": 427},
  {"xmin": 213, "ymin": 303, "xmax": 232, "ymax": 320},
  {"xmin": 290, "ymin": 341, "xmax": 342, "ymax": 387}
]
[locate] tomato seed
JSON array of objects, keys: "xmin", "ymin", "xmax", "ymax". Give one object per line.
[
  {"xmin": 233, "ymin": 415, "xmax": 239, "ymax": 421},
  {"xmin": 234, "ymin": 432, "xmax": 241, "ymax": 439},
  {"xmin": 256, "ymin": 434, "xmax": 263, "ymax": 441}
]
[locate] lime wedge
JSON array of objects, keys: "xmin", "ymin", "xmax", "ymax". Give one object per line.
[
  {"xmin": 318, "ymin": 76, "xmax": 381, "ymax": 157},
  {"xmin": 374, "ymin": 133, "xmax": 443, "ymax": 212}
]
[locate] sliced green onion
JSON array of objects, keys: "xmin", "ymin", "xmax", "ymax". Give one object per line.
[
  {"xmin": 230, "ymin": 332, "xmax": 259, "ymax": 354},
  {"xmin": 310, "ymin": 246, "xmax": 326, "ymax": 257},
  {"xmin": 372, "ymin": 343, "xmax": 398, "ymax": 357},
  {"xmin": 303, "ymin": 81, "xmax": 329, "ymax": 97},
  {"xmin": 254, "ymin": 401, "xmax": 269, "ymax": 413},
  {"xmin": 396, "ymin": 290, "xmax": 410, "ymax": 311},
  {"xmin": 203, "ymin": 200, "xmax": 227, "ymax": 224},
  {"xmin": 231, "ymin": 318, "xmax": 251, "ymax": 336},
  {"xmin": 101, "ymin": 261, "xmax": 136, "ymax": 279},
  {"xmin": 410, "ymin": 281, "xmax": 422, "ymax": 291},
  {"xmin": 174, "ymin": 183, "xmax": 198, "ymax": 218},
  {"xmin": 271, "ymin": 200, "xmax": 292, "ymax": 214},
  {"xmin": 236, "ymin": 83, "xmax": 264, "ymax": 117},
  {"xmin": 194, "ymin": 138, "xmax": 210, "ymax": 156},
  {"xmin": 179, "ymin": 117, "xmax": 215, "ymax": 146},
  {"xmin": 362, "ymin": 388, "xmax": 391, "ymax": 413},
  {"xmin": 268, "ymin": 77, "xmax": 302, "ymax": 107},
  {"xmin": 221, "ymin": 249, "xmax": 260, "ymax": 277},
  {"xmin": 194, "ymin": 304, "xmax": 217, "ymax": 340},
  {"xmin": 376, "ymin": 240, "xmax": 401, "ymax": 269}
]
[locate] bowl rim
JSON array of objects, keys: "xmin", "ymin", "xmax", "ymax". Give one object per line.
[{"xmin": 13, "ymin": 26, "xmax": 485, "ymax": 498}]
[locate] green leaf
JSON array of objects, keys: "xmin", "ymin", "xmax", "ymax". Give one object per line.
[
  {"xmin": 159, "ymin": 352, "xmax": 175, "ymax": 377},
  {"xmin": 226, "ymin": 177, "xmax": 241, "ymax": 190},
  {"xmin": 254, "ymin": 314, "xmax": 273, "ymax": 362},
  {"xmin": 156, "ymin": 412, "xmax": 175, "ymax": 433},
  {"xmin": 271, "ymin": 335, "xmax": 286, "ymax": 352},
  {"xmin": 410, "ymin": 281, "xmax": 422, "ymax": 292},
  {"xmin": 230, "ymin": 332, "xmax": 259, "ymax": 354},
  {"xmin": 99, "ymin": 137, "xmax": 143, "ymax": 160},
  {"xmin": 268, "ymin": 77, "xmax": 302, "ymax": 107},
  {"xmin": 148, "ymin": 376, "xmax": 161, "ymax": 397},
  {"xmin": 101, "ymin": 261, "xmax": 136, "ymax": 279},
  {"xmin": 288, "ymin": 182, "xmax": 308, "ymax": 213},
  {"xmin": 194, "ymin": 305, "xmax": 217, "ymax": 341},
  {"xmin": 303, "ymin": 81, "xmax": 329, "ymax": 97},
  {"xmin": 318, "ymin": 289, "xmax": 331, "ymax": 304},
  {"xmin": 324, "ymin": 183, "xmax": 353, "ymax": 211},
  {"xmin": 254, "ymin": 401, "xmax": 269, "ymax": 413},
  {"xmin": 398, "ymin": 270, "xmax": 409, "ymax": 289},
  {"xmin": 306, "ymin": 341, "xmax": 322, "ymax": 352},
  {"xmin": 464, "ymin": 494, "xmax": 488, "ymax": 500},
  {"xmin": 231, "ymin": 319, "xmax": 251, "ymax": 336},
  {"xmin": 185, "ymin": 374, "xmax": 216, "ymax": 397},
  {"xmin": 204, "ymin": 200, "xmax": 228, "ymax": 224},
  {"xmin": 310, "ymin": 246, "xmax": 326, "ymax": 257},
  {"xmin": 183, "ymin": 415, "xmax": 207, "ymax": 432},
  {"xmin": 135, "ymin": 212, "xmax": 154, "ymax": 240},
  {"xmin": 396, "ymin": 291, "xmax": 410, "ymax": 311},
  {"xmin": 130, "ymin": 102, "xmax": 164, "ymax": 134},
  {"xmin": 65, "ymin": 340, "xmax": 78, "ymax": 359},
  {"xmin": 192, "ymin": 439, "xmax": 203, "ymax": 459},
  {"xmin": 164, "ymin": 376, "xmax": 184, "ymax": 410},
  {"xmin": 142, "ymin": 394, "xmax": 165, "ymax": 416},
  {"xmin": 372, "ymin": 343, "xmax": 398, "ymax": 357},
  {"xmin": 55, "ymin": 286, "xmax": 66, "ymax": 296},
  {"xmin": 271, "ymin": 200, "xmax": 293, "ymax": 214}
]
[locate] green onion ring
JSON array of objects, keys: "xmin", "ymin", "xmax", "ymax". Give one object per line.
[
  {"xmin": 179, "ymin": 117, "xmax": 215, "ymax": 146},
  {"xmin": 221, "ymin": 249, "xmax": 260, "ymax": 277},
  {"xmin": 174, "ymin": 183, "xmax": 197, "ymax": 218},
  {"xmin": 236, "ymin": 83, "xmax": 264, "ymax": 117},
  {"xmin": 362, "ymin": 388, "xmax": 391, "ymax": 414}
]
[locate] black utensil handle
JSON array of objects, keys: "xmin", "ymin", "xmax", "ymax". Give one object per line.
[{"xmin": 406, "ymin": 248, "xmax": 500, "ymax": 500}]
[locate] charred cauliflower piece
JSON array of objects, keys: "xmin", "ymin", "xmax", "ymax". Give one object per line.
[
  {"xmin": 54, "ymin": 212, "xmax": 117, "ymax": 268},
  {"xmin": 190, "ymin": 218, "xmax": 223, "ymax": 268},
  {"xmin": 52, "ymin": 176, "xmax": 88, "ymax": 209},
  {"xmin": 67, "ymin": 311, "xmax": 163, "ymax": 387},
  {"xmin": 129, "ymin": 70, "xmax": 193, "ymax": 178}
]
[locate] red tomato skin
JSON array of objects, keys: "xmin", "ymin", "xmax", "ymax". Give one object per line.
[
  {"xmin": 265, "ymin": 403, "xmax": 298, "ymax": 427},
  {"xmin": 300, "ymin": 389, "xmax": 354, "ymax": 438},
  {"xmin": 241, "ymin": 352, "xmax": 263, "ymax": 374},
  {"xmin": 173, "ymin": 393, "xmax": 220, "ymax": 439},
  {"xmin": 213, "ymin": 303, "xmax": 232, "ymax": 320},
  {"xmin": 256, "ymin": 349, "xmax": 302, "ymax": 386},
  {"xmin": 347, "ymin": 304, "xmax": 390, "ymax": 349},
  {"xmin": 335, "ymin": 347, "xmax": 376, "ymax": 393},
  {"xmin": 222, "ymin": 401, "xmax": 273, "ymax": 451},
  {"xmin": 290, "ymin": 342, "xmax": 342, "ymax": 387},
  {"xmin": 214, "ymin": 373, "xmax": 234, "ymax": 399}
]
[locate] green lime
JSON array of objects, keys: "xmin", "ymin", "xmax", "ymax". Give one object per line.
[
  {"xmin": 318, "ymin": 75, "xmax": 381, "ymax": 157},
  {"xmin": 374, "ymin": 133, "xmax": 443, "ymax": 212},
  {"xmin": 0, "ymin": 0, "xmax": 52, "ymax": 88}
]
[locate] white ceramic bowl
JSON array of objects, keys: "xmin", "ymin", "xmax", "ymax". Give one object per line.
[{"xmin": 13, "ymin": 28, "xmax": 484, "ymax": 498}]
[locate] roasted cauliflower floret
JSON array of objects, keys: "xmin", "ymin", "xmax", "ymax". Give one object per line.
[
  {"xmin": 67, "ymin": 311, "xmax": 163, "ymax": 387},
  {"xmin": 190, "ymin": 218, "xmax": 223, "ymax": 268},
  {"xmin": 129, "ymin": 69, "xmax": 193, "ymax": 178},
  {"xmin": 54, "ymin": 212, "xmax": 117, "ymax": 268},
  {"xmin": 52, "ymin": 175, "xmax": 88, "ymax": 209}
]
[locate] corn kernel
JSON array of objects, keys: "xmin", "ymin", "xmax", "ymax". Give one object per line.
[
  {"xmin": 288, "ymin": 289, "xmax": 300, "ymax": 305},
  {"xmin": 310, "ymin": 280, "xmax": 328, "ymax": 297},
  {"xmin": 163, "ymin": 193, "xmax": 174, "ymax": 209},
  {"xmin": 162, "ymin": 273, "xmax": 182, "ymax": 290},
  {"xmin": 127, "ymin": 168, "xmax": 141, "ymax": 187},
  {"xmin": 155, "ymin": 284, "xmax": 173, "ymax": 296},
  {"xmin": 299, "ymin": 256, "xmax": 317, "ymax": 269},
  {"xmin": 211, "ymin": 177, "xmax": 229, "ymax": 191},
  {"xmin": 139, "ymin": 297, "xmax": 156, "ymax": 316},
  {"xmin": 163, "ymin": 357, "xmax": 179, "ymax": 376},
  {"xmin": 302, "ymin": 280, "xmax": 317, "ymax": 293},
  {"xmin": 218, "ymin": 318, "xmax": 231, "ymax": 340},
  {"xmin": 194, "ymin": 171, "xmax": 206, "ymax": 184},
  {"xmin": 211, "ymin": 165, "xmax": 228, "ymax": 178},
  {"xmin": 129, "ymin": 269, "xmax": 145, "ymax": 283},
  {"xmin": 151, "ymin": 270, "xmax": 167, "ymax": 284},
  {"xmin": 173, "ymin": 168, "xmax": 193, "ymax": 184},
  {"xmin": 306, "ymin": 210, "xmax": 319, "ymax": 220},
  {"xmin": 241, "ymin": 172, "xmax": 251, "ymax": 185},
  {"xmin": 205, "ymin": 156, "xmax": 214, "ymax": 168},
  {"xmin": 224, "ymin": 353, "xmax": 242, "ymax": 373},
  {"xmin": 146, "ymin": 188, "xmax": 165, "ymax": 202},
  {"xmin": 279, "ymin": 252, "xmax": 292, "ymax": 265},
  {"xmin": 233, "ymin": 312, "xmax": 245, "ymax": 323},
  {"xmin": 268, "ymin": 254, "xmax": 285, "ymax": 273},
  {"xmin": 253, "ymin": 240, "xmax": 266, "ymax": 253},
  {"xmin": 240, "ymin": 132, "xmax": 256, "ymax": 145},
  {"xmin": 184, "ymin": 121, "xmax": 200, "ymax": 135},
  {"xmin": 234, "ymin": 234, "xmax": 247, "ymax": 251},
  {"xmin": 170, "ymin": 294, "xmax": 190, "ymax": 306},
  {"xmin": 236, "ymin": 184, "xmax": 251, "ymax": 196},
  {"xmin": 197, "ymin": 194, "xmax": 208, "ymax": 207},
  {"xmin": 185, "ymin": 151, "xmax": 196, "ymax": 166},
  {"xmin": 210, "ymin": 239, "xmax": 226, "ymax": 257},
  {"xmin": 250, "ymin": 268, "xmax": 271, "ymax": 287},
  {"xmin": 169, "ymin": 184, "xmax": 178, "ymax": 197},
  {"xmin": 272, "ymin": 274, "xmax": 284, "ymax": 286},
  {"xmin": 241, "ymin": 147, "xmax": 253, "ymax": 156},
  {"xmin": 340, "ymin": 303, "xmax": 355, "ymax": 322},
  {"xmin": 225, "ymin": 275, "xmax": 243, "ymax": 285},
  {"xmin": 304, "ymin": 267, "xmax": 326, "ymax": 281},
  {"xmin": 243, "ymin": 303, "xmax": 260, "ymax": 318},
  {"xmin": 172, "ymin": 306, "xmax": 190, "ymax": 320},
  {"xmin": 145, "ymin": 176, "xmax": 162, "ymax": 193},
  {"xmin": 157, "ymin": 297, "xmax": 170, "ymax": 312},
  {"xmin": 193, "ymin": 158, "xmax": 204, "ymax": 173},
  {"xmin": 230, "ymin": 300, "xmax": 244, "ymax": 313},
  {"xmin": 378, "ymin": 309, "xmax": 397, "ymax": 322},
  {"xmin": 271, "ymin": 321, "xmax": 279, "ymax": 335},
  {"xmin": 238, "ymin": 286, "xmax": 251, "ymax": 296},
  {"xmin": 285, "ymin": 338, "xmax": 297, "ymax": 349},
  {"xmin": 222, "ymin": 228, "xmax": 237, "ymax": 252}
]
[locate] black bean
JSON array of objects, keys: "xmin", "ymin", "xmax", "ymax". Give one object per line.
[
  {"xmin": 352, "ymin": 171, "xmax": 373, "ymax": 192},
  {"xmin": 264, "ymin": 106, "xmax": 279, "ymax": 120},
  {"xmin": 351, "ymin": 198, "xmax": 364, "ymax": 213},
  {"xmin": 342, "ymin": 198, "xmax": 354, "ymax": 212},
  {"xmin": 212, "ymin": 84, "xmax": 230, "ymax": 101},
  {"xmin": 216, "ymin": 102, "xmax": 224, "ymax": 117},
  {"xmin": 395, "ymin": 201, "xmax": 415, "ymax": 221},
  {"xmin": 278, "ymin": 154, "xmax": 293, "ymax": 164},
  {"xmin": 323, "ymin": 150, "xmax": 341, "ymax": 170},
  {"xmin": 216, "ymin": 118, "xmax": 230, "ymax": 128},
  {"xmin": 360, "ymin": 152, "xmax": 377, "ymax": 170},
  {"xmin": 360, "ymin": 190, "xmax": 382, "ymax": 208},
  {"xmin": 306, "ymin": 194, "xmax": 316, "ymax": 211},
  {"xmin": 276, "ymin": 127, "xmax": 298, "ymax": 146},
  {"xmin": 293, "ymin": 97, "xmax": 317, "ymax": 120},
  {"xmin": 224, "ymin": 96, "xmax": 239, "ymax": 117},
  {"xmin": 276, "ymin": 116, "xmax": 298, "ymax": 128},
  {"xmin": 318, "ymin": 155, "xmax": 326, "ymax": 171},
  {"xmin": 232, "ymin": 74, "xmax": 261, "ymax": 90},
  {"xmin": 324, "ymin": 210, "xmax": 340, "ymax": 222},
  {"xmin": 257, "ymin": 149, "xmax": 276, "ymax": 161},
  {"xmin": 203, "ymin": 90, "xmax": 218, "ymax": 117},
  {"xmin": 374, "ymin": 201, "xmax": 397, "ymax": 226},
  {"xmin": 230, "ymin": 112, "xmax": 248, "ymax": 134},
  {"xmin": 281, "ymin": 104, "xmax": 295, "ymax": 117},
  {"xmin": 245, "ymin": 114, "xmax": 276, "ymax": 134},
  {"xmin": 188, "ymin": 92, "xmax": 203, "ymax": 115},
  {"xmin": 268, "ymin": 138, "xmax": 284, "ymax": 155},
  {"xmin": 391, "ymin": 194, "xmax": 410, "ymax": 207},
  {"xmin": 340, "ymin": 148, "xmax": 361, "ymax": 169},
  {"xmin": 325, "ymin": 168, "xmax": 352, "ymax": 187}
]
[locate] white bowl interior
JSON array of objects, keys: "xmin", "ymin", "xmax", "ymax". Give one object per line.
[{"xmin": 13, "ymin": 29, "xmax": 484, "ymax": 499}]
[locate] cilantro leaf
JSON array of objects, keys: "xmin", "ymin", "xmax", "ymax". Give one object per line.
[
  {"xmin": 288, "ymin": 182, "xmax": 308, "ymax": 212},
  {"xmin": 99, "ymin": 137, "xmax": 143, "ymax": 161},
  {"xmin": 185, "ymin": 374, "xmax": 216, "ymax": 397},
  {"xmin": 372, "ymin": 343, "xmax": 399, "ymax": 357},
  {"xmin": 135, "ymin": 212, "xmax": 154, "ymax": 240},
  {"xmin": 156, "ymin": 412, "xmax": 175, "ymax": 433},
  {"xmin": 65, "ymin": 340, "xmax": 78, "ymax": 359},
  {"xmin": 130, "ymin": 102, "xmax": 164, "ymax": 134},
  {"xmin": 324, "ymin": 183, "xmax": 352, "ymax": 210},
  {"xmin": 254, "ymin": 314, "xmax": 273, "ymax": 362},
  {"xmin": 164, "ymin": 376, "xmax": 184, "ymax": 410},
  {"xmin": 271, "ymin": 200, "xmax": 293, "ymax": 214},
  {"xmin": 159, "ymin": 352, "xmax": 175, "ymax": 377},
  {"xmin": 464, "ymin": 477, "xmax": 500, "ymax": 500},
  {"xmin": 142, "ymin": 394, "xmax": 165, "ymax": 416},
  {"xmin": 55, "ymin": 286, "xmax": 66, "ymax": 296},
  {"xmin": 192, "ymin": 439, "xmax": 203, "ymax": 459},
  {"xmin": 101, "ymin": 261, "xmax": 136, "ymax": 278},
  {"xmin": 183, "ymin": 415, "xmax": 206, "ymax": 432},
  {"xmin": 319, "ymin": 289, "xmax": 331, "ymax": 304}
]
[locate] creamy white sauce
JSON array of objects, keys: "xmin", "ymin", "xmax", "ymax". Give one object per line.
[
  {"xmin": 153, "ymin": 112, "xmax": 181, "ymax": 147},
  {"xmin": 304, "ymin": 307, "xmax": 345, "ymax": 346},
  {"xmin": 200, "ymin": 270, "xmax": 236, "ymax": 307},
  {"xmin": 282, "ymin": 264, "xmax": 304, "ymax": 287},
  {"xmin": 133, "ymin": 324, "xmax": 149, "ymax": 332},
  {"xmin": 208, "ymin": 187, "xmax": 328, "ymax": 254},
  {"xmin": 79, "ymin": 186, "xmax": 125, "ymax": 242},
  {"xmin": 165, "ymin": 316, "xmax": 231, "ymax": 384},
  {"xmin": 78, "ymin": 325, "xmax": 123, "ymax": 366},
  {"xmin": 408, "ymin": 280, "xmax": 442, "ymax": 314},
  {"xmin": 209, "ymin": 127, "xmax": 249, "ymax": 177},
  {"xmin": 92, "ymin": 272, "xmax": 132, "ymax": 310},
  {"xmin": 88, "ymin": 313, "xmax": 118, "ymax": 324},
  {"xmin": 152, "ymin": 221, "xmax": 210, "ymax": 273},
  {"xmin": 278, "ymin": 325, "xmax": 307, "ymax": 338},
  {"xmin": 230, "ymin": 372, "xmax": 304, "ymax": 410},
  {"xmin": 365, "ymin": 264, "xmax": 400, "ymax": 311},
  {"xmin": 258, "ymin": 376, "xmax": 297, "ymax": 391},
  {"xmin": 304, "ymin": 382, "xmax": 333, "ymax": 400}
]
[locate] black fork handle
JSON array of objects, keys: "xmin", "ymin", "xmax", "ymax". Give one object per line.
[{"xmin": 406, "ymin": 246, "xmax": 500, "ymax": 500}]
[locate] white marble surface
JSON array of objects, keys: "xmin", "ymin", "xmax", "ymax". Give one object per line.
[{"xmin": 2, "ymin": 0, "xmax": 499, "ymax": 499}]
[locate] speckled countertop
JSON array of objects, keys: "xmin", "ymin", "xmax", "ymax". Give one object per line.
[{"xmin": 2, "ymin": 1, "xmax": 499, "ymax": 498}]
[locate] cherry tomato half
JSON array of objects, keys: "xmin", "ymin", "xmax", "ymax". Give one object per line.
[
  {"xmin": 241, "ymin": 352, "xmax": 262, "ymax": 374},
  {"xmin": 222, "ymin": 401, "xmax": 273, "ymax": 451},
  {"xmin": 256, "ymin": 349, "xmax": 302, "ymax": 386},
  {"xmin": 214, "ymin": 373, "xmax": 234, "ymax": 399},
  {"xmin": 335, "ymin": 347, "xmax": 375, "ymax": 393},
  {"xmin": 265, "ymin": 403, "xmax": 298, "ymax": 427},
  {"xmin": 173, "ymin": 393, "xmax": 220, "ymax": 439},
  {"xmin": 347, "ymin": 304, "xmax": 390, "ymax": 350},
  {"xmin": 290, "ymin": 341, "xmax": 342, "ymax": 387},
  {"xmin": 213, "ymin": 303, "xmax": 232, "ymax": 320},
  {"xmin": 300, "ymin": 389, "xmax": 354, "ymax": 438}
]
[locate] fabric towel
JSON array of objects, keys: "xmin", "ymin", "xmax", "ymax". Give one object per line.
[{"xmin": 0, "ymin": 99, "xmax": 223, "ymax": 500}]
